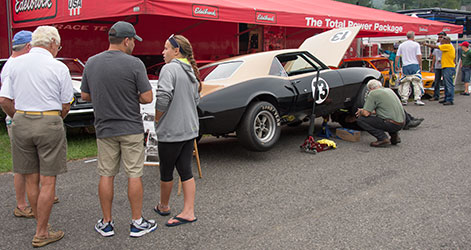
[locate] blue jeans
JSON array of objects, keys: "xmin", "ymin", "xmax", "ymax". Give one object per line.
[
  {"xmin": 433, "ymin": 68, "xmax": 443, "ymax": 99},
  {"xmin": 442, "ymin": 67, "xmax": 455, "ymax": 102},
  {"xmin": 402, "ymin": 64, "xmax": 420, "ymax": 75}
]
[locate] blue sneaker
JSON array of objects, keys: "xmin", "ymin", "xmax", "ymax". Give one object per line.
[
  {"xmin": 130, "ymin": 217, "xmax": 157, "ymax": 237},
  {"xmin": 95, "ymin": 219, "xmax": 115, "ymax": 237}
]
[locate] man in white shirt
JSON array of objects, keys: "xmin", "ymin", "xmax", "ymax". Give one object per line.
[
  {"xmin": 0, "ymin": 30, "xmax": 34, "ymax": 219},
  {"xmin": 0, "ymin": 26, "xmax": 73, "ymax": 248},
  {"xmin": 395, "ymin": 31, "xmax": 425, "ymax": 106}
]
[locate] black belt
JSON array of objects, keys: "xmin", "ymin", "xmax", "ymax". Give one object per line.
[{"xmin": 385, "ymin": 119, "xmax": 404, "ymax": 126}]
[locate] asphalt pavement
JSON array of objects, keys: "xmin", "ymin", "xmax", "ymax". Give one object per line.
[{"xmin": 1, "ymin": 95, "xmax": 471, "ymax": 249}]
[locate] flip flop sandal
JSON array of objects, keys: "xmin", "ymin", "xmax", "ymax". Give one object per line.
[
  {"xmin": 165, "ymin": 216, "xmax": 197, "ymax": 227},
  {"xmin": 153, "ymin": 205, "xmax": 170, "ymax": 216}
]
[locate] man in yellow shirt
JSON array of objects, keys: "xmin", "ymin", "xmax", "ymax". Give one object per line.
[{"xmin": 425, "ymin": 36, "xmax": 456, "ymax": 105}]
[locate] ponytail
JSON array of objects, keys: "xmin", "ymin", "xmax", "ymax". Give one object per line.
[{"xmin": 173, "ymin": 35, "xmax": 203, "ymax": 93}]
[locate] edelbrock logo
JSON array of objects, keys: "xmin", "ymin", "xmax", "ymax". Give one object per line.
[
  {"xmin": 419, "ymin": 26, "xmax": 428, "ymax": 32},
  {"xmin": 68, "ymin": 0, "xmax": 82, "ymax": 16},
  {"xmin": 256, "ymin": 12, "xmax": 276, "ymax": 24},
  {"xmin": 15, "ymin": 0, "xmax": 53, "ymax": 14},
  {"xmin": 192, "ymin": 4, "xmax": 219, "ymax": 19}
]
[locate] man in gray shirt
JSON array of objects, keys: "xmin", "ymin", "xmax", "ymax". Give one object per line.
[
  {"xmin": 81, "ymin": 21, "xmax": 156, "ymax": 238},
  {"xmin": 430, "ymin": 32, "xmax": 445, "ymax": 101}
]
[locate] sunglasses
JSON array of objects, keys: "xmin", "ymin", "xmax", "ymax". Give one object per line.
[{"xmin": 168, "ymin": 34, "xmax": 179, "ymax": 49}]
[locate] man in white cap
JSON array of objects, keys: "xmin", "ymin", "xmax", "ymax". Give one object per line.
[
  {"xmin": 81, "ymin": 21, "xmax": 156, "ymax": 238},
  {"xmin": 0, "ymin": 26, "xmax": 73, "ymax": 247}
]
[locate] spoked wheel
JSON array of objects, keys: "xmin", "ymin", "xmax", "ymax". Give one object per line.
[
  {"xmin": 253, "ymin": 110, "xmax": 277, "ymax": 144},
  {"xmin": 237, "ymin": 101, "xmax": 281, "ymax": 151}
]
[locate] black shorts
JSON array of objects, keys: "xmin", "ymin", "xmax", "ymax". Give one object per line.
[{"xmin": 158, "ymin": 139, "xmax": 194, "ymax": 182}]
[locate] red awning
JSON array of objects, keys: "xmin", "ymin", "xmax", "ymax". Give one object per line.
[{"xmin": 11, "ymin": 0, "xmax": 462, "ymax": 36}]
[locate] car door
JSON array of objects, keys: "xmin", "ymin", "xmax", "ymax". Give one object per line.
[{"xmin": 276, "ymin": 52, "xmax": 345, "ymax": 114}]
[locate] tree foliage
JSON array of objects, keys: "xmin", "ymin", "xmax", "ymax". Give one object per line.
[
  {"xmin": 335, "ymin": 0, "xmax": 465, "ymax": 10},
  {"xmin": 384, "ymin": 0, "xmax": 461, "ymax": 10},
  {"xmin": 335, "ymin": 0, "xmax": 372, "ymax": 8}
]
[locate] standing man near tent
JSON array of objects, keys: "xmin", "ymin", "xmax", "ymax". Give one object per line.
[
  {"xmin": 395, "ymin": 31, "xmax": 425, "ymax": 106},
  {"xmin": 81, "ymin": 21, "xmax": 156, "ymax": 238},
  {"xmin": 459, "ymin": 41, "xmax": 471, "ymax": 96},
  {"xmin": 429, "ymin": 32, "xmax": 445, "ymax": 101},
  {"xmin": 424, "ymin": 36, "xmax": 456, "ymax": 105},
  {"xmin": 0, "ymin": 30, "xmax": 34, "ymax": 219},
  {"xmin": 0, "ymin": 26, "xmax": 73, "ymax": 247}
]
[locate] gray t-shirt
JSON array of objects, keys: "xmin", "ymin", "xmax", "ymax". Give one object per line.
[
  {"xmin": 432, "ymin": 48, "xmax": 442, "ymax": 69},
  {"xmin": 81, "ymin": 50, "xmax": 151, "ymax": 138}
]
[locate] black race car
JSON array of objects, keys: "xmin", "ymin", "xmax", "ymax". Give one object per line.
[{"xmin": 196, "ymin": 27, "xmax": 382, "ymax": 151}]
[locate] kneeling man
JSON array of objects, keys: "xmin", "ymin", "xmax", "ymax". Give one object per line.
[{"xmin": 356, "ymin": 80, "xmax": 405, "ymax": 147}]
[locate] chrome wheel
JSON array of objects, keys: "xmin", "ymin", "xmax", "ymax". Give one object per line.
[{"xmin": 253, "ymin": 110, "xmax": 276, "ymax": 143}]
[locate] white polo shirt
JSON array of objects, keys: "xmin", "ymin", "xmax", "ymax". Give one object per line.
[
  {"xmin": 0, "ymin": 47, "xmax": 73, "ymax": 111},
  {"xmin": 397, "ymin": 40, "xmax": 422, "ymax": 66}
]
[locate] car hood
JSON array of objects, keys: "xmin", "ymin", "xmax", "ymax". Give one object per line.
[
  {"xmin": 71, "ymin": 79, "xmax": 82, "ymax": 93},
  {"xmin": 299, "ymin": 26, "xmax": 361, "ymax": 68}
]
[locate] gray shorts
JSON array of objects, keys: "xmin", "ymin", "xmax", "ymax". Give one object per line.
[
  {"xmin": 97, "ymin": 133, "xmax": 145, "ymax": 178},
  {"xmin": 11, "ymin": 113, "xmax": 67, "ymax": 176},
  {"xmin": 462, "ymin": 66, "xmax": 471, "ymax": 83}
]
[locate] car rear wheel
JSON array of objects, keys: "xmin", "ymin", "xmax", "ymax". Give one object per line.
[
  {"xmin": 237, "ymin": 101, "xmax": 281, "ymax": 152},
  {"xmin": 353, "ymin": 82, "xmax": 369, "ymax": 109}
]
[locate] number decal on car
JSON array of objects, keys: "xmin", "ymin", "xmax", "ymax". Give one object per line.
[
  {"xmin": 311, "ymin": 77, "xmax": 330, "ymax": 104},
  {"xmin": 330, "ymin": 30, "xmax": 352, "ymax": 43}
]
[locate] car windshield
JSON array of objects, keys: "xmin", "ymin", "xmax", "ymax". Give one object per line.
[
  {"xmin": 200, "ymin": 61, "xmax": 243, "ymax": 81},
  {"xmin": 59, "ymin": 59, "xmax": 84, "ymax": 77},
  {"xmin": 370, "ymin": 59, "xmax": 390, "ymax": 72}
]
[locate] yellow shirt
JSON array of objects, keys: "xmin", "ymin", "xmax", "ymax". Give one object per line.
[{"xmin": 439, "ymin": 44, "xmax": 456, "ymax": 68}]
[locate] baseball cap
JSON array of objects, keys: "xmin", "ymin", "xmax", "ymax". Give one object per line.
[
  {"xmin": 437, "ymin": 31, "xmax": 447, "ymax": 36},
  {"xmin": 12, "ymin": 30, "xmax": 32, "ymax": 46},
  {"xmin": 460, "ymin": 41, "xmax": 469, "ymax": 47},
  {"xmin": 108, "ymin": 21, "xmax": 142, "ymax": 42}
]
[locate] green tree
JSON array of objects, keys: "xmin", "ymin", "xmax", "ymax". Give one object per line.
[
  {"xmin": 335, "ymin": 0, "xmax": 372, "ymax": 7},
  {"xmin": 385, "ymin": 0, "xmax": 461, "ymax": 10}
]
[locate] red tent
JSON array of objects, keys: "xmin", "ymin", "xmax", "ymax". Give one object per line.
[{"xmin": 11, "ymin": 0, "xmax": 462, "ymax": 36}]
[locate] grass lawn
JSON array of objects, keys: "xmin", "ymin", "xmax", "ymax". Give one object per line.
[{"xmin": 0, "ymin": 125, "xmax": 97, "ymax": 173}]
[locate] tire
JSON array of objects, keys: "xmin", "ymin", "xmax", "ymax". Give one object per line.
[
  {"xmin": 353, "ymin": 82, "xmax": 369, "ymax": 109},
  {"xmin": 337, "ymin": 115, "xmax": 363, "ymax": 130},
  {"xmin": 236, "ymin": 101, "xmax": 281, "ymax": 152}
]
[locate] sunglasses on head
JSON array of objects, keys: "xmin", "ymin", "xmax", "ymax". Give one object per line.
[{"xmin": 168, "ymin": 34, "xmax": 179, "ymax": 48}]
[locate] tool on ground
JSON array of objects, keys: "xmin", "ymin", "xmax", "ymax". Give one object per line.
[{"xmin": 301, "ymin": 67, "xmax": 321, "ymax": 153}]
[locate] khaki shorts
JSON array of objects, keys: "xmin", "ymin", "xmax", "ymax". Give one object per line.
[
  {"xmin": 11, "ymin": 113, "xmax": 67, "ymax": 176},
  {"xmin": 97, "ymin": 133, "xmax": 145, "ymax": 178}
]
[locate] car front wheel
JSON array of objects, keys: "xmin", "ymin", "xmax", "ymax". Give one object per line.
[{"xmin": 237, "ymin": 101, "xmax": 281, "ymax": 152}]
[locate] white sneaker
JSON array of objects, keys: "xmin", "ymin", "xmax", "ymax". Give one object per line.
[
  {"xmin": 401, "ymin": 100, "xmax": 408, "ymax": 106},
  {"xmin": 414, "ymin": 100, "xmax": 425, "ymax": 106},
  {"xmin": 130, "ymin": 217, "xmax": 157, "ymax": 237},
  {"xmin": 95, "ymin": 219, "xmax": 115, "ymax": 237}
]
